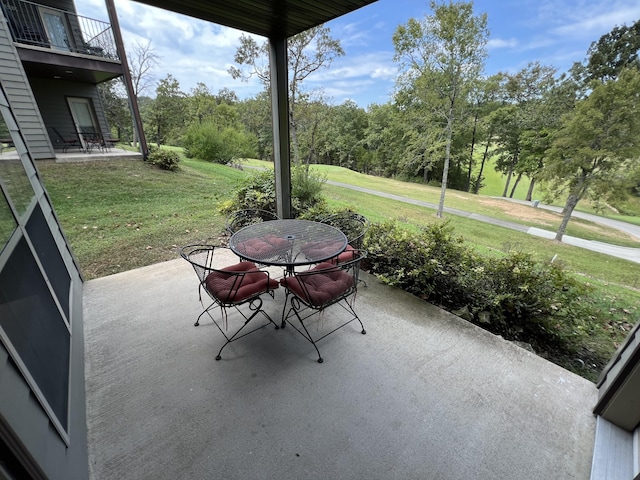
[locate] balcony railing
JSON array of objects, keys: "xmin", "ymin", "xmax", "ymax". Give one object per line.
[{"xmin": 1, "ymin": 0, "xmax": 119, "ymax": 60}]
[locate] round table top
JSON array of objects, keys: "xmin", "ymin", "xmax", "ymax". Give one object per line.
[{"xmin": 229, "ymin": 219, "xmax": 348, "ymax": 268}]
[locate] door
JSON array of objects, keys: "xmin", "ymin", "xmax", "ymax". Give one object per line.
[
  {"xmin": 39, "ymin": 8, "xmax": 71, "ymax": 51},
  {"xmin": 67, "ymin": 97, "xmax": 99, "ymax": 150}
]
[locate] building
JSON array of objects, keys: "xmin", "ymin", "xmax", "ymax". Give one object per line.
[
  {"xmin": 1, "ymin": 0, "xmax": 638, "ymax": 478},
  {"xmin": 0, "ymin": 0, "xmax": 134, "ymax": 158}
]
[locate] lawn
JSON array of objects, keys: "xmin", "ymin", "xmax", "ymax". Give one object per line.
[{"xmin": 37, "ymin": 154, "xmax": 640, "ymax": 381}]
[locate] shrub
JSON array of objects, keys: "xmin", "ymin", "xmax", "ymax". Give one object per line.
[
  {"xmin": 183, "ymin": 121, "xmax": 257, "ymax": 163},
  {"xmin": 364, "ymin": 220, "xmax": 594, "ymax": 352},
  {"xmin": 222, "ymin": 164, "xmax": 327, "ymax": 217},
  {"xmin": 148, "ymin": 148, "xmax": 180, "ymax": 171}
]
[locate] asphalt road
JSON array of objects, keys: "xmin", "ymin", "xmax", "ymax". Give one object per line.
[{"xmin": 327, "ymin": 180, "xmax": 640, "ymax": 264}]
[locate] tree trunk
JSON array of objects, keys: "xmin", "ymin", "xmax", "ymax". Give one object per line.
[
  {"xmin": 474, "ymin": 136, "xmax": 492, "ymax": 194},
  {"xmin": 509, "ymin": 172, "xmax": 522, "ymax": 198},
  {"xmin": 556, "ymin": 193, "xmax": 580, "ymax": 241},
  {"xmin": 525, "ymin": 178, "xmax": 535, "ymax": 201},
  {"xmin": 289, "ymin": 107, "xmax": 300, "ymax": 164},
  {"xmin": 502, "ymin": 166, "xmax": 512, "ymax": 197},
  {"xmin": 466, "ymin": 112, "xmax": 478, "ymax": 192},
  {"xmin": 437, "ymin": 102, "xmax": 455, "ymax": 218}
]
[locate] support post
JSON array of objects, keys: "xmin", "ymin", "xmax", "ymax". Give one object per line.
[
  {"xmin": 104, "ymin": 0, "xmax": 149, "ymax": 159},
  {"xmin": 269, "ymin": 37, "xmax": 291, "ymax": 219}
]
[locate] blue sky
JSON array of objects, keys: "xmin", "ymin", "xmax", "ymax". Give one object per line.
[{"xmin": 78, "ymin": 0, "xmax": 640, "ymax": 107}]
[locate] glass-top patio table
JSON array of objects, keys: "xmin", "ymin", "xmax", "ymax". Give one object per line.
[{"xmin": 229, "ymin": 219, "xmax": 348, "ymax": 274}]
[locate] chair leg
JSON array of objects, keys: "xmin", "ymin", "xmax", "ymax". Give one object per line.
[
  {"xmin": 214, "ymin": 304, "xmax": 269, "ymax": 360},
  {"xmin": 282, "ymin": 295, "xmax": 367, "ymax": 363},
  {"xmin": 282, "ymin": 299, "xmax": 324, "ymax": 363}
]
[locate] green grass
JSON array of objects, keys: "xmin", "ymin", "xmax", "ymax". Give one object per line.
[
  {"xmin": 38, "ymin": 153, "xmax": 640, "ymax": 381},
  {"xmin": 39, "ymin": 156, "xmax": 246, "ymax": 278},
  {"xmin": 244, "ymin": 159, "xmax": 640, "ymax": 248}
]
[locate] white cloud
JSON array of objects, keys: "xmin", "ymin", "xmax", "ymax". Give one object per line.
[
  {"xmin": 488, "ymin": 38, "xmax": 518, "ymax": 49},
  {"xmin": 551, "ymin": 7, "xmax": 640, "ymax": 38}
]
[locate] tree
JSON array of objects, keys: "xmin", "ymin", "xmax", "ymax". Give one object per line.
[
  {"xmin": 127, "ymin": 40, "xmax": 159, "ymax": 146},
  {"xmin": 150, "ymin": 75, "xmax": 185, "ymax": 146},
  {"xmin": 363, "ymin": 103, "xmax": 407, "ymax": 177},
  {"xmin": 470, "ymin": 74, "xmax": 503, "ymax": 193},
  {"xmin": 316, "ymin": 100, "xmax": 368, "ymax": 169},
  {"xmin": 540, "ymin": 68, "xmax": 640, "ymax": 241},
  {"xmin": 584, "ymin": 18, "xmax": 640, "ymax": 82},
  {"xmin": 493, "ymin": 62, "xmax": 557, "ymax": 198},
  {"xmin": 393, "ymin": 0, "xmax": 488, "ymax": 218},
  {"xmin": 188, "ymin": 83, "xmax": 217, "ymax": 124},
  {"xmin": 236, "ymin": 92, "xmax": 273, "ymax": 160},
  {"xmin": 98, "ymin": 79, "xmax": 131, "ymax": 142},
  {"xmin": 229, "ymin": 25, "xmax": 344, "ymax": 163}
]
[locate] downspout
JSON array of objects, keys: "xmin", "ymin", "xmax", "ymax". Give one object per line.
[
  {"xmin": 269, "ymin": 37, "xmax": 291, "ymax": 219},
  {"xmin": 104, "ymin": 0, "xmax": 148, "ymax": 159}
]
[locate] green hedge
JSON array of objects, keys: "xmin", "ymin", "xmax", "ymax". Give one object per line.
[{"xmin": 363, "ymin": 221, "xmax": 594, "ymax": 352}]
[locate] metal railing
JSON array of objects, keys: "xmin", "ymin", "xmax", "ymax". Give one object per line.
[{"xmin": 1, "ymin": 0, "xmax": 119, "ymax": 60}]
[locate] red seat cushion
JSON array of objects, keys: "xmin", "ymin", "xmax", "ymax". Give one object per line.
[
  {"xmin": 235, "ymin": 235, "xmax": 290, "ymax": 260},
  {"xmin": 205, "ymin": 262, "xmax": 278, "ymax": 302},
  {"xmin": 332, "ymin": 244, "xmax": 356, "ymax": 264},
  {"xmin": 301, "ymin": 240, "xmax": 346, "ymax": 262},
  {"xmin": 281, "ymin": 262, "xmax": 354, "ymax": 306}
]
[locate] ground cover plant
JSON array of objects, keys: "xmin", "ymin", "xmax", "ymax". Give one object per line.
[{"xmin": 37, "ymin": 154, "xmax": 639, "ymax": 381}]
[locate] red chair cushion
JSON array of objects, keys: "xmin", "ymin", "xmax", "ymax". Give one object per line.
[
  {"xmin": 281, "ymin": 262, "xmax": 354, "ymax": 306},
  {"xmin": 332, "ymin": 244, "xmax": 356, "ymax": 264},
  {"xmin": 301, "ymin": 240, "xmax": 346, "ymax": 262},
  {"xmin": 205, "ymin": 262, "xmax": 278, "ymax": 302},
  {"xmin": 235, "ymin": 235, "xmax": 289, "ymax": 260}
]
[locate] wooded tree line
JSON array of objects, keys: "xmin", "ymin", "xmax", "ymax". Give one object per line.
[{"xmin": 99, "ymin": 1, "xmax": 640, "ymax": 241}]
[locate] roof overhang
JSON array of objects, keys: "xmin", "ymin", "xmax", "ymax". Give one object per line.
[{"xmin": 131, "ymin": 0, "xmax": 378, "ymax": 38}]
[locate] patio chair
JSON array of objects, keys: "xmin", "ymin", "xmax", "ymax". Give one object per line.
[
  {"xmin": 51, "ymin": 127, "xmax": 82, "ymax": 153},
  {"xmin": 180, "ymin": 244, "xmax": 280, "ymax": 361},
  {"xmin": 320, "ymin": 212, "xmax": 369, "ymax": 286},
  {"xmin": 226, "ymin": 208, "xmax": 279, "ymax": 235},
  {"xmin": 280, "ymin": 249, "xmax": 367, "ymax": 363},
  {"xmin": 320, "ymin": 211, "xmax": 370, "ymax": 264}
]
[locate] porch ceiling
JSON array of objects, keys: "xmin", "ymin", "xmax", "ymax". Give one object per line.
[{"xmin": 132, "ymin": 0, "xmax": 378, "ymax": 38}]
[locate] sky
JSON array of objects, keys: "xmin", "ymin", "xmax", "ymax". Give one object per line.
[{"xmin": 76, "ymin": 0, "xmax": 640, "ymax": 108}]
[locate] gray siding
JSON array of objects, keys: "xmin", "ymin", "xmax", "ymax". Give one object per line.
[
  {"xmin": 0, "ymin": 13, "xmax": 55, "ymax": 159},
  {"xmin": 29, "ymin": 77, "xmax": 110, "ymax": 148},
  {"xmin": 0, "ymin": 80, "xmax": 88, "ymax": 478}
]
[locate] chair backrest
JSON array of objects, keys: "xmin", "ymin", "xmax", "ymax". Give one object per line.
[
  {"xmin": 180, "ymin": 244, "xmax": 277, "ymax": 304},
  {"xmin": 226, "ymin": 209, "xmax": 279, "ymax": 235},
  {"xmin": 51, "ymin": 127, "xmax": 79, "ymax": 143},
  {"xmin": 180, "ymin": 244, "xmax": 218, "ymax": 283},
  {"xmin": 284, "ymin": 249, "xmax": 366, "ymax": 309},
  {"xmin": 320, "ymin": 212, "xmax": 369, "ymax": 249}
]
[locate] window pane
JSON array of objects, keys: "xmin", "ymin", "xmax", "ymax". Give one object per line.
[
  {"xmin": 0, "ymin": 190, "xmax": 17, "ymax": 254},
  {"xmin": 0, "ymin": 237, "xmax": 70, "ymax": 430},
  {"xmin": 26, "ymin": 204, "xmax": 70, "ymax": 320},
  {"xmin": 0, "ymin": 157, "xmax": 35, "ymax": 219}
]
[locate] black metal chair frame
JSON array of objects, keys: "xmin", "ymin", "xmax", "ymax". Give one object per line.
[
  {"xmin": 281, "ymin": 250, "xmax": 367, "ymax": 363},
  {"xmin": 320, "ymin": 211, "xmax": 370, "ymax": 250},
  {"xmin": 320, "ymin": 211, "xmax": 369, "ymax": 286},
  {"xmin": 51, "ymin": 127, "xmax": 83, "ymax": 153},
  {"xmin": 225, "ymin": 209, "xmax": 280, "ymax": 236},
  {"xmin": 180, "ymin": 244, "xmax": 279, "ymax": 361}
]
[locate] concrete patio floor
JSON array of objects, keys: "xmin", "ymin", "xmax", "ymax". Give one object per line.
[{"xmin": 83, "ymin": 250, "xmax": 598, "ymax": 480}]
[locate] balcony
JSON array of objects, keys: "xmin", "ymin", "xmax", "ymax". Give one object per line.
[
  {"xmin": 84, "ymin": 250, "xmax": 598, "ymax": 479},
  {"xmin": 2, "ymin": 0, "xmax": 122, "ymax": 82}
]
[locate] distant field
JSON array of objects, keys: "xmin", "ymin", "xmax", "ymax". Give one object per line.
[
  {"xmin": 474, "ymin": 157, "xmax": 539, "ymax": 200},
  {"xmin": 244, "ymin": 159, "xmax": 640, "ymax": 248},
  {"xmin": 475, "ymin": 155, "xmax": 640, "ymax": 219}
]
